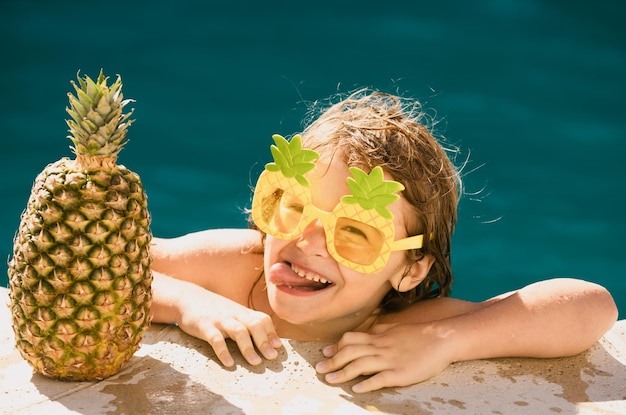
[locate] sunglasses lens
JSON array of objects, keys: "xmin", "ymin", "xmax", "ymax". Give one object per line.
[
  {"xmin": 259, "ymin": 187, "xmax": 305, "ymax": 236},
  {"xmin": 334, "ymin": 217, "xmax": 385, "ymax": 265}
]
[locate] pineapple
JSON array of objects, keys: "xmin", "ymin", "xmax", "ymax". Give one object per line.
[{"xmin": 7, "ymin": 70, "xmax": 152, "ymax": 381}]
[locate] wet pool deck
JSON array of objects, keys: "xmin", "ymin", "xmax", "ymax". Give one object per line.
[{"xmin": 1, "ymin": 287, "xmax": 624, "ymax": 415}]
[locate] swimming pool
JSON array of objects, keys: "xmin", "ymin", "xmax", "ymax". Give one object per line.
[{"xmin": 1, "ymin": 0, "xmax": 623, "ymax": 316}]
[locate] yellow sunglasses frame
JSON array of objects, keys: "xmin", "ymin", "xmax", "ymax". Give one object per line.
[{"xmin": 252, "ymin": 169, "xmax": 424, "ymax": 274}]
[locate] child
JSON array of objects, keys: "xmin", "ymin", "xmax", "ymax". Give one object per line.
[{"xmin": 149, "ymin": 89, "xmax": 617, "ymax": 393}]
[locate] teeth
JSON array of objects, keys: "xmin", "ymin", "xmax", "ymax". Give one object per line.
[{"xmin": 291, "ymin": 264, "xmax": 330, "ymax": 284}]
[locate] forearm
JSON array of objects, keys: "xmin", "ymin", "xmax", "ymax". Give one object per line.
[
  {"xmin": 150, "ymin": 271, "xmax": 191, "ymax": 325},
  {"xmin": 445, "ymin": 278, "xmax": 617, "ymax": 362}
]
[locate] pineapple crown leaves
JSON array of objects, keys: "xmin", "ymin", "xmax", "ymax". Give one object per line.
[
  {"xmin": 66, "ymin": 69, "xmax": 135, "ymax": 158},
  {"xmin": 265, "ymin": 134, "xmax": 319, "ymax": 187},
  {"xmin": 342, "ymin": 166, "xmax": 405, "ymax": 219}
]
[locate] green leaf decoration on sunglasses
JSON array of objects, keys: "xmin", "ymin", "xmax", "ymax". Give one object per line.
[
  {"xmin": 265, "ymin": 134, "xmax": 320, "ymax": 187},
  {"xmin": 342, "ymin": 166, "xmax": 405, "ymax": 219}
]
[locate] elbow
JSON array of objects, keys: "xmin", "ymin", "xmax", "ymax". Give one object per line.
[
  {"xmin": 569, "ymin": 278, "xmax": 618, "ymax": 347},
  {"xmin": 545, "ymin": 278, "xmax": 618, "ymax": 356},
  {"xmin": 596, "ymin": 283, "xmax": 619, "ymax": 333},
  {"xmin": 583, "ymin": 279, "xmax": 618, "ymax": 328}
]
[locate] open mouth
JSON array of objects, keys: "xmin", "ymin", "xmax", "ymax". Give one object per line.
[{"xmin": 285, "ymin": 263, "xmax": 334, "ymax": 291}]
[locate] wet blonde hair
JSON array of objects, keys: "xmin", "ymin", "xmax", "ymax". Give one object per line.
[{"xmin": 299, "ymin": 89, "xmax": 462, "ymax": 311}]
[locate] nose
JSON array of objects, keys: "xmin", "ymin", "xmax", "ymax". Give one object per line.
[{"xmin": 295, "ymin": 219, "xmax": 329, "ymax": 258}]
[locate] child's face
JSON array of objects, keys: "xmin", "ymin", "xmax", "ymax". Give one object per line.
[{"xmin": 263, "ymin": 154, "xmax": 415, "ymax": 333}]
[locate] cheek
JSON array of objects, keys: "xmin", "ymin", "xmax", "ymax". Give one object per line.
[
  {"xmin": 341, "ymin": 256, "xmax": 406, "ymax": 288},
  {"xmin": 263, "ymin": 236, "xmax": 286, "ymax": 265},
  {"xmin": 377, "ymin": 252, "xmax": 411, "ymax": 283},
  {"xmin": 339, "ymin": 268, "xmax": 396, "ymax": 306}
]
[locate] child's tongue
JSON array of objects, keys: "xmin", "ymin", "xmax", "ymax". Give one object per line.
[{"xmin": 270, "ymin": 263, "xmax": 331, "ymax": 291}]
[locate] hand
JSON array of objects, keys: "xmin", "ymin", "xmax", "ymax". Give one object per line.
[
  {"xmin": 174, "ymin": 284, "xmax": 283, "ymax": 367},
  {"xmin": 315, "ymin": 323, "xmax": 454, "ymax": 393}
]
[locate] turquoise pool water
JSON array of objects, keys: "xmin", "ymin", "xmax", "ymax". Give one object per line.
[{"xmin": 1, "ymin": 1, "xmax": 624, "ymax": 317}]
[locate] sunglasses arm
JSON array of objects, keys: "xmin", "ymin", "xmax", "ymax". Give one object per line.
[{"xmin": 390, "ymin": 234, "xmax": 424, "ymax": 252}]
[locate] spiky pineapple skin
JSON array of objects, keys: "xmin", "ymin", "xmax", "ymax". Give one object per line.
[{"xmin": 8, "ymin": 155, "xmax": 152, "ymax": 381}]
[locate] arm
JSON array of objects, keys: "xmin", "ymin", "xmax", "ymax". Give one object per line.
[
  {"xmin": 149, "ymin": 229, "xmax": 282, "ymax": 366},
  {"xmin": 316, "ymin": 278, "xmax": 618, "ymax": 392},
  {"xmin": 151, "ymin": 228, "xmax": 264, "ymax": 303}
]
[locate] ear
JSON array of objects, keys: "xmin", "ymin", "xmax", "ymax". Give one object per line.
[{"xmin": 395, "ymin": 254, "xmax": 435, "ymax": 292}]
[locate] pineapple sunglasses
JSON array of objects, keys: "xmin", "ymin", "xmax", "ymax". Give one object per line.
[{"xmin": 251, "ymin": 134, "xmax": 424, "ymax": 274}]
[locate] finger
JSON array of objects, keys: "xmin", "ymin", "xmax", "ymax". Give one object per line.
[
  {"xmin": 323, "ymin": 355, "xmax": 383, "ymax": 384},
  {"xmin": 316, "ymin": 343, "xmax": 378, "ymax": 374},
  {"xmin": 254, "ymin": 340, "xmax": 278, "ymax": 361},
  {"xmin": 201, "ymin": 327, "xmax": 235, "ymax": 367},
  {"xmin": 220, "ymin": 319, "xmax": 262, "ymax": 365},
  {"xmin": 268, "ymin": 331, "xmax": 283, "ymax": 349},
  {"xmin": 243, "ymin": 313, "xmax": 282, "ymax": 360},
  {"xmin": 255, "ymin": 330, "xmax": 284, "ymax": 359},
  {"xmin": 322, "ymin": 344, "xmax": 338, "ymax": 357},
  {"xmin": 335, "ymin": 331, "xmax": 373, "ymax": 349},
  {"xmin": 352, "ymin": 370, "xmax": 397, "ymax": 393},
  {"xmin": 319, "ymin": 331, "xmax": 373, "ymax": 362}
]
